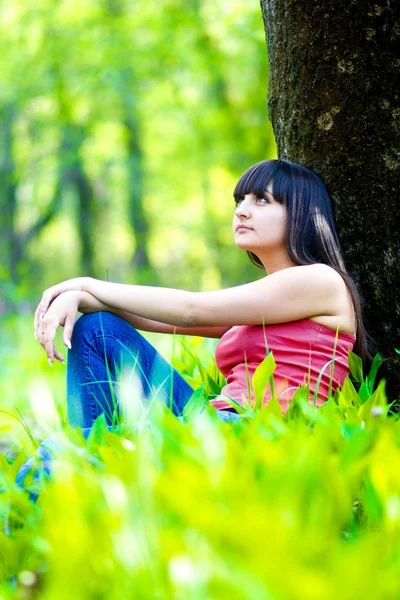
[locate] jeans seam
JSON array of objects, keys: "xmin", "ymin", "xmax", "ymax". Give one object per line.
[{"xmin": 86, "ymin": 333, "xmax": 120, "ymax": 422}]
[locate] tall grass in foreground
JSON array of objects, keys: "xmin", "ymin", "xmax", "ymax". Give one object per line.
[{"xmin": 0, "ymin": 329, "xmax": 399, "ymax": 599}]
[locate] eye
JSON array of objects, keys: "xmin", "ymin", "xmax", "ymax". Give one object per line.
[
  {"xmin": 234, "ymin": 195, "xmax": 245, "ymax": 205},
  {"xmin": 256, "ymin": 195, "xmax": 270, "ymax": 204}
]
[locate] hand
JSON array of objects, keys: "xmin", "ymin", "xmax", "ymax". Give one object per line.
[
  {"xmin": 35, "ymin": 291, "xmax": 81, "ymax": 365},
  {"xmin": 34, "ymin": 277, "xmax": 89, "ymax": 331}
]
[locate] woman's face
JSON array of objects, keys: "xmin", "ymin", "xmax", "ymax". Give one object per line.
[{"xmin": 232, "ymin": 182, "xmax": 288, "ymax": 255}]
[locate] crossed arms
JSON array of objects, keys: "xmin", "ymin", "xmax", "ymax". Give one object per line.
[{"xmin": 33, "ymin": 263, "xmax": 343, "ymax": 365}]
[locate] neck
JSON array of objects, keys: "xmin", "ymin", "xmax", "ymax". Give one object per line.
[{"xmin": 256, "ymin": 249, "xmax": 298, "ymax": 274}]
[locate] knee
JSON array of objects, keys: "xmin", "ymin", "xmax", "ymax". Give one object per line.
[
  {"xmin": 72, "ymin": 312, "xmax": 124, "ymax": 341},
  {"xmin": 72, "ymin": 311, "xmax": 97, "ymax": 333},
  {"xmin": 71, "ymin": 311, "xmax": 141, "ymax": 348}
]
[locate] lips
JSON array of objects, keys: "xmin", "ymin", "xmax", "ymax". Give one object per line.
[{"xmin": 236, "ymin": 225, "xmax": 252, "ymax": 232}]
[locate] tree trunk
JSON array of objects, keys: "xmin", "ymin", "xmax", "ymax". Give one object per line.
[
  {"xmin": 260, "ymin": 0, "xmax": 400, "ymax": 404},
  {"xmin": 0, "ymin": 105, "xmax": 19, "ymax": 285},
  {"xmin": 62, "ymin": 124, "xmax": 95, "ymax": 275},
  {"xmin": 125, "ymin": 114, "xmax": 151, "ymax": 273}
]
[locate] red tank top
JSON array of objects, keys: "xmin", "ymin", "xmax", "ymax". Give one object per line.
[{"xmin": 210, "ymin": 319, "xmax": 356, "ymax": 414}]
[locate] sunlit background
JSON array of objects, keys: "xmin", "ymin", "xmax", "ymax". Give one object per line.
[
  {"xmin": 1, "ymin": 7, "xmax": 398, "ymax": 594},
  {"xmin": 0, "ymin": 0, "xmax": 276, "ymax": 435}
]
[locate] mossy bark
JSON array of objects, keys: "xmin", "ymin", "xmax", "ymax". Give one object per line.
[{"xmin": 260, "ymin": 0, "xmax": 400, "ymax": 403}]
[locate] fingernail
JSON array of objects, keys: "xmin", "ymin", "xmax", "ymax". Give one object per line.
[
  {"xmin": 67, "ymin": 341, "xmax": 72, "ymax": 350},
  {"xmin": 48, "ymin": 359, "xmax": 53, "ymax": 367},
  {"xmin": 61, "ymin": 361, "xmax": 66, "ymax": 365},
  {"xmin": 34, "ymin": 331, "xmax": 37, "ymax": 339}
]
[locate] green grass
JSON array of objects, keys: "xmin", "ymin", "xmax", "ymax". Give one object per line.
[{"xmin": 0, "ymin": 314, "xmax": 400, "ymax": 599}]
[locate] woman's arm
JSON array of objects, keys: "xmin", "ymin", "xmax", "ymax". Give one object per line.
[
  {"xmin": 77, "ymin": 291, "xmax": 230, "ymax": 338},
  {"xmin": 82, "ymin": 263, "xmax": 343, "ymax": 327},
  {"xmin": 35, "ymin": 263, "xmax": 343, "ymax": 331},
  {"xmin": 35, "ymin": 290, "xmax": 229, "ymax": 366}
]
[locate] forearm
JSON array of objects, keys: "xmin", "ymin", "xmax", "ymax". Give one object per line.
[
  {"xmin": 77, "ymin": 291, "xmax": 179, "ymax": 334},
  {"xmin": 83, "ymin": 278, "xmax": 194, "ymax": 327},
  {"xmin": 77, "ymin": 291, "xmax": 228, "ymax": 338}
]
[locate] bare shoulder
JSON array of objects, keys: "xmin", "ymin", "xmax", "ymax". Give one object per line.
[
  {"xmin": 288, "ymin": 263, "xmax": 356, "ymax": 334},
  {"xmin": 270, "ymin": 263, "xmax": 343, "ymax": 288},
  {"xmin": 298, "ymin": 263, "xmax": 344, "ymax": 284},
  {"xmin": 190, "ymin": 262, "xmax": 355, "ymax": 330},
  {"xmin": 300, "ymin": 263, "xmax": 350, "ymax": 298}
]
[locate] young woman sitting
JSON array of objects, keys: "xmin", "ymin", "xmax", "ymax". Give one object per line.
[{"xmin": 33, "ymin": 159, "xmax": 369, "ymax": 427}]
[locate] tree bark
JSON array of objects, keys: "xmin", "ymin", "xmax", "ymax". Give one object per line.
[
  {"xmin": 61, "ymin": 124, "xmax": 96, "ymax": 276},
  {"xmin": 260, "ymin": 0, "xmax": 400, "ymax": 404}
]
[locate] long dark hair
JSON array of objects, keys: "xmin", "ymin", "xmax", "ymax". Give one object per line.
[{"xmin": 234, "ymin": 159, "xmax": 373, "ymax": 363}]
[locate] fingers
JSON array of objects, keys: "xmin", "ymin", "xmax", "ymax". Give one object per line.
[
  {"xmin": 45, "ymin": 343, "xmax": 65, "ymax": 366},
  {"xmin": 33, "ymin": 284, "xmax": 80, "ymax": 364},
  {"xmin": 33, "ymin": 286, "xmax": 60, "ymax": 331},
  {"xmin": 62, "ymin": 314, "xmax": 74, "ymax": 350},
  {"xmin": 53, "ymin": 346, "xmax": 65, "ymax": 365},
  {"xmin": 36, "ymin": 320, "xmax": 64, "ymax": 366}
]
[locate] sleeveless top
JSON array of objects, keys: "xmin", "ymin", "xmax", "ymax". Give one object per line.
[{"xmin": 210, "ymin": 319, "xmax": 356, "ymax": 414}]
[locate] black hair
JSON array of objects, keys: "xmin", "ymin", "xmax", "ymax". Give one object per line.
[{"xmin": 234, "ymin": 159, "xmax": 373, "ymax": 363}]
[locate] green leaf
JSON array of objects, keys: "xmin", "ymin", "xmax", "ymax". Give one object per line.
[
  {"xmin": 328, "ymin": 325, "xmax": 340, "ymax": 399},
  {"xmin": 252, "ymin": 352, "xmax": 276, "ymax": 410},
  {"xmin": 86, "ymin": 413, "xmax": 110, "ymax": 448},
  {"xmin": 205, "ymin": 374, "xmax": 223, "ymax": 396},
  {"xmin": 263, "ymin": 396, "xmax": 283, "ymax": 419},
  {"xmin": 362, "ymin": 475, "xmax": 383, "ymax": 526},
  {"xmin": 218, "ymin": 396, "xmax": 248, "ymax": 415},
  {"xmin": 365, "ymin": 353, "xmax": 382, "ymax": 394},
  {"xmin": 348, "ymin": 350, "xmax": 364, "ymax": 383},
  {"xmin": 313, "ymin": 359, "xmax": 333, "ymax": 407},
  {"xmin": 358, "ymin": 379, "xmax": 387, "ymax": 422},
  {"xmin": 358, "ymin": 382, "xmax": 371, "ymax": 403},
  {"xmin": 338, "ymin": 376, "xmax": 362, "ymax": 409},
  {"xmin": 182, "ymin": 384, "xmax": 205, "ymax": 422},
  {"xmin": 284, "ymin": 387, "xmax": 309, "ymax": 421}
]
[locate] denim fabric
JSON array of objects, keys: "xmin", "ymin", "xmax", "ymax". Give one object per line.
[
  {"xmin": 15, "ymin": 312, "xmax": 240, "ymax": 501},
  {"xmin": 66, "ymin": 312, "xmax": 197, "ymax": 426}
]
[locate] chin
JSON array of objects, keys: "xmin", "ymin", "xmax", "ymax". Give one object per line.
[
  {"xmin": 235, "ymin": 239, "xmax": 251, "ymax": 249},
  {"xmin": 236, "ymin": 242, "xmax": 258, "ymax": 253}
]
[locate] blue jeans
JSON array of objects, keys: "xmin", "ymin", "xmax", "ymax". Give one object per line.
[{"xmin": 16, "ymin": 312, "xmax": 240, "ymax": 500}]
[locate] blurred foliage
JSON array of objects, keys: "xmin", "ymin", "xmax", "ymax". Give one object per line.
[
  {"xmin": 0, "ymin": 0, "xmax": 276, "ymax": 316},
  {"xmin": 2, "ymin": 4, "xmax": 399, "ymax": 595},
  {"xmin": 0, "ymin": 337, "xmax": 399, "ymax": 599}
]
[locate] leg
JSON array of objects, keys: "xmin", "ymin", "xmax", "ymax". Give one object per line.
[
  {"xmin": 66, "ymin": 311, "xmax": 196, "ymax": 428},
  {"xmin": 15, "ymin": 312, "xmax": 241, "ymax": 501}
]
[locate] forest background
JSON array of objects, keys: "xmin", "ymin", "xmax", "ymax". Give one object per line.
[
  {"xmin": 0, "ymin": 0, "xmax": 279, "ymax": 425},
  {"xmin": 1, "ymin": 0, "xmax": 275, "ymax": 302}
]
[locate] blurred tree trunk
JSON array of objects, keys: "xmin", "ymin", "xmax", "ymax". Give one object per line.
[
  {"xmin": 102, "ymin": 3, "xmax": 152, "ymax": 280},
  {"xmin": 62, "ymin": 124, "xmax": 95, "ymax": 275},
  {"xmin": 124, "ymin": 113, "xmax": 151, "ymax": 273},
  {"xmin": 75, "ymin": 158, "xmax": 95, "ymax": 277},
  {"xmin": 0, "ymin": 105, "xmax": 19, "ymax": 284},
  {"xmin": 192, "ymin": 0, "xmax": 235, "ymax": 283},
  {"xmin": 0, "ymin": 106, "xmax": 61, "ymax": 295},
  {"xmin": 260, "ymin": 0, "xmax": 400, "ymax": 403},
  {"xmin": 50, "ymin": 43, "xmax": 96, "ymax": 276}
]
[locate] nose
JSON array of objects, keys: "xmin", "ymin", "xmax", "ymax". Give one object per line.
[{"xmin": 234, "ymin": 195, "xmax": 252, "ymax": 218}]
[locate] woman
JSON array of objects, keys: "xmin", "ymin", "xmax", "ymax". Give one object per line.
[
  {"xmin": 33, "ymin": 159, "xmax": 370, "ymax": 426},
  {"xmin": 16, "ymin": 159, "xmax": 371, "ymax": 499}
]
